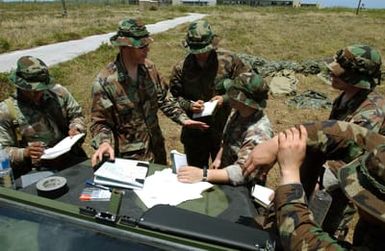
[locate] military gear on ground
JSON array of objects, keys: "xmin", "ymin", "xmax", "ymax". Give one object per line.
[
  {"xmin": 268, "ymin": 69, "xmax": 298, "ymax": 96},
  {"xmin": 225, "ymin": 72, "xmax": 268, "ymax": 110},
  {"xmin": 110, "ymin": 18, "xmax": 153, "ymax": 48},
  {"xmin": 287, "ymin": 90, "xmax": 332, "ymax": 109},
  {"xmin": 185, "ymin": 20, "xmax": 214, "ymax": 54},
  {"xmin": 327, "ymin": 44, "xmax": 382, "ymax": 90},
  {"xmin": 8, "ymin": 56, "xmax": 54, "ymax": 91}
]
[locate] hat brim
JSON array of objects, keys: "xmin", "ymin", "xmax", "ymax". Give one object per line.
[
  {"xmin": 188, "ymin": 44, "xmax": 214, "ymax": 55},
  {"xmin": 326, "ymin": 61, "xmax": 345, "ymax": 77},
  {"xmin": 110, "ymin": 35, "xmax": 153, "ymax": 48},
  {"xmin": 9, "ymin": 71, "xmax": 54, "ymax": 91},
  {"xmin": 338, "ymin": 158, "xmax": 385, "ymax": 224},
  {"xmin": 228, "ymin": 89, "xmax": 261, "ymax": 110}
]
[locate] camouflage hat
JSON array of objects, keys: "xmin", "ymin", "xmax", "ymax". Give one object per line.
[
  {"xmin": 110, "ymin": 18, "xmax": 153, "ymax": 48},
  {"xmin": 185, "ymin": 20, "xmax": 214, "ymax": 54},
  {"xmin": 224, "ymin": 72, "xmax": 268, "ymax": 110},
  {"xmin": 8, "ymin": 56, "xmax": 54, "ymax": 91},
  {"xmin": 338, "ymin": 144, "xmax": 385, "ymax": 224},
  {"xmin": 327, "ymin": 44, "xmax": 382, "ymax": 90}
]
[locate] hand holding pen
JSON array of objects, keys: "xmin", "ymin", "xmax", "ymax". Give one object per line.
[{"xmin": 190, "ymin": 100, "xmax": 205, "ymax": 113}]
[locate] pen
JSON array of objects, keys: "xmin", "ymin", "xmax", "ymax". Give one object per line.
[{"xmin": 85, "ymin": 180, "xmax": 112, "ymax": 191}]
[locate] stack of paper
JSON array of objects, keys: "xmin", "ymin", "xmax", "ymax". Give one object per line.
[
  {"xmin": 94, "ymin": 158, "xmax": 149, "ymax": 190},
  {"xmin": 41, "ymin": 133, "xmax": 85, "ymax": 160},
  {"xmin": 134, "ymin": 168, "xmax": 213, "ymax": 208},
  {"xmin": 170, "ymin": 150, "xmax": 187, "ymax": 173},
  {"xmin": 192, "ymin": 100, "xmax": 218, "ymax": 118},
  {"xmin": 251, "ymin": 184, "xmax": 275, "ymax": 208}
]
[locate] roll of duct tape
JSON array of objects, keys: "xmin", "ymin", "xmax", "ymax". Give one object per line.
[{"xmin": 36, "ymin": 176, "xmax": 68, "ymax": 199}]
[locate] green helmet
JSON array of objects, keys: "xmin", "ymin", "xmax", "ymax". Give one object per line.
[
  {"xmin": 339, "ymin": 144, "xmax": 385, "ymax": 225},
  {"xmin": 327, "ymin": 44, "xmax": 382, "ymax": 90},
  {"xmin": 110, "ymin": 18, "xmax": 153, "ymax": 48},
  {"xmin": 225, "ymin": 72, "xmax": 268, "ymax": 110},
  {"xmin": 185, "ymin": 20, "xmax": 214, "ymax": 54},
  {"xmin": 9, "ymin": 56, "xmax": 54, "ymax": 91}
]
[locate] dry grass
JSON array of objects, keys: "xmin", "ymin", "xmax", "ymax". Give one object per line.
[{"xmin": 1, "ymin": 4, "xmax": 385, "ymax": 243}]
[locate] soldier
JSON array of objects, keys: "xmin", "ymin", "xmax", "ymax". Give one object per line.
[
  {"xmin": 90, "ymin": 18, "xmax": 208, "ymax": 167},
  {"xmin": 170, "ymin": 20, "xmax": 251, "ymax": 168},
  {"xmin": 0, "ymin": 56, "xmax": 87, "ymax": 178},
  {"xmin": 177, "ymin": 72, "xmax": 273, "ymax": 185},
  {"xmin": 320, "ymin": 44, "xmax": 384, "ymax": 238},
  {"xmin": 245, "ymin": 121, "xmax": 385, "ymax": 250}
]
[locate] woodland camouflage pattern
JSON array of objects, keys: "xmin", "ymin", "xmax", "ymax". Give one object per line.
[
  {"xmin": 185, "ymin": 20, "xmax": 214, "ymax": 54},
  {"xmin": 225, "ymin": 72, "xmax": 268, "ymax": 110},
  {"xmin": 275, "ymin": 120, "xmax": 385, "ymax": 250},
  {"xmin": 110, "ymin": 18, "xmax": 153, "ymax": 48},
  {"xmin": 221, "ymin": 110, "xmax": 272, "ymax": 186},
  {"xmin": 170, "ymin": 48, "xmax": 251, "ymax": 167},
  {"xmin": 328, "ymin": 44, "xmax": 382, "ymax": 90},
  {"xmin": 90, "ymin": 55, "xmax": 188, "ymax": 164},
  {"xmin": 8, "ymin": 56, "xmax": 54, "ymax": 91},
  {"xmin": 0, "ymin": 84, "xmax": 85, "ymax": 170}
]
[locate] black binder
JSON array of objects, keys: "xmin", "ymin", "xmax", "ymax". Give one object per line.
[{"xmin": 138, "ymin": 205, "xmax": 276, "ymax": 250}]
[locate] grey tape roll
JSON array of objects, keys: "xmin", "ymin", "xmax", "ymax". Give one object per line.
[{"xmin": 36, "ymin": 176, "xmax": 68, "ymax": 199}]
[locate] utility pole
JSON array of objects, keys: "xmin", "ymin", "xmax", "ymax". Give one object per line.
[
  {"xmin": 356, "ymin": 0, "xmax": 362, "ymax": 15},
  {"xmin": 61, "ymin": 0, "xmax": 68, "ymax": 17}
]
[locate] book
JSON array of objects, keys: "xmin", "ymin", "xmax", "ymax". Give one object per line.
[
  {"xmin": 251, "ymin": 184, "xmax": 275, "ymax": 208},
  {"xmin": 170, "ymin": 150, "xmax": 188, "ymax": 173},
  {"xmin": 93, "ymin": 158, "xmax": 149, "ymax": 190},
  {"xmin": 79, "ymin": 187, "xmax": 111, "ymax": 201},
  {"xmin": 41, "ymin": 133, "xmax": 85, "ymax": 160},
  {"xmin": 192, "ymin": 100, "xmax": 218, "ymax": 119}
]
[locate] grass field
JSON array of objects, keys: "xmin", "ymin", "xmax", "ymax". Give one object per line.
[{"xmin": 1, "ymin": 3, "xmax": 385, "ymax": 242}]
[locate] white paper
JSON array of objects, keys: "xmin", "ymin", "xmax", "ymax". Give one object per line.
[
  {"xmin": 94, "ymin": 158, "xmax": 148, "ymax": 189},
  {"xmin": 251, "ymin": 184, "xmax": 275, "ymax": 207},
  {"xmin": 170, "ymin": 150, "xmax": 188, "ymax": 173},
  {"xmin": 40, "ymin": 133, "xmax": 85, "ymax": 159},
  {"xmin": 134, "ymin": 169, "xmax": 213, "ymax": 208},
  {"xmin": 192, "ymin": 100, "xmax": 218, "ymax": 118}
]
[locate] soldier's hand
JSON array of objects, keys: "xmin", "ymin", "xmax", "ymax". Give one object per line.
[
  {"xmin": 211, "ymin": 158, "xmax": 221, "ymax": 169},
  {"xmin": 182, "ymin": 119, "xmax": 209, "ymax": 130},
  {"xmin": 25, "ymin": 141, "xmax": 46, "ymax": 161},
  {"xmin": 277, "ymin": 125, "xmax": 307, "ymax": 185},
  {"xmin": 243, "ymin": 136, "xmax": 279, "ymax": 177},
  {"xmin": 68, "ymin": 127, "xmax": 80, "ymax": 137},
  {"xmin": 190, "ymin": 100, "xmax": 204, "ymax": 113},
  {"xmin": 91, "ymin": 142, "xmax": 115, "ymax": 168},
  {"xmin": 177, "ymin": 166, "xmax": 203, "ymax": 183},
  {"xmin": 211, "ymin": 95, "xmax": 224, "ymax": 107}
]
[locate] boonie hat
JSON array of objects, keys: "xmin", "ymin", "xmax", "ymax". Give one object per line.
[
  {"xmin": 339, "ymin": 143, "xmax": 385, "ymax": 224},
  {"xmin": 185, "ymin": 20, "xmax": 215, "ymax": 54},
  {"xmin": 224, "ymin": 72, "xmax": 268, "ymax": 110},
  {"xmin": 110, "ymin": 18, "xmax": 153, "ymax": 48},
  {"xmin": 327, "ymin": 44, "xmax": 382, "ymax": 90},
  {"xmin": 9, "ymin": 56, "xmax": 54, "ymax": 91}
]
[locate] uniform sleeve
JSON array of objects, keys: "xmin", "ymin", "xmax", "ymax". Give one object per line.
[
  {"xmin": 0, "ymin": 102, "xmax": 27, "ymax": 165},
  {"xmin": 57, "ymin": 85, "xmax": 86, "ymax": 134},
  {"xmin": 226, "ymin": 116, "xmax": 273, "ymax": 185},
  {"xmin": 148, "ymin": 63, "xmax": 189, "ymax": 125},
  {"xmin": 169, "ymin": 61, "xmax": 192, "ymax": 111},
  {"xmin": 90, "ymin": 77, "xmax": 116, "ymax": 149},
  {"xmin": 348, "ymin": 98, "xmax": 385, "ymax": 134},
  {"xmin": 275, "ymin": 184, "xmax": 349, "ymax": 251},
  {"xmin": 303, "ymin": 120, "xmax": 385, "ymax": 162}
]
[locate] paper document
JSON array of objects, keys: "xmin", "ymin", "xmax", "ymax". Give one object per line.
[
  {"xmin": 192, "ymin": 100, "xmax": 218, "ymax": 118},
  {"xmin": 170, "ymin": 150, "xmax": 187, "ymax": 173},
  {"xmin": 135, "ymin": 168, "xmax": 213, "ymax": 208},
  {"xmin": 94, "ymin": 158, "xmax": 149, "ymax": 189},
  {"xmin": 41, "ymin": 133, "xmax": 85, "ymax": 160},
  {"xmin": 251, "ymin": 184, "xmax": 274, "ymax": 208}
]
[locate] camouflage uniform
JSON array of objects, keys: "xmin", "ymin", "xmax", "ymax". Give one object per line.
[
  {"xmin": 90, "ymin": 19, "xmax": 189, "ymax": 165},
  {"xmin": 221, "ymin": 73, "xmax": 273, "ymax": 185},
  {"xmin": 275, "ymin": 120, "xmax": 385, "ymax": 250},
  {"xmin": 170, "ymin": 20, "xmax": 251, "ymax": 168},
  {"xmin": 0, "ymin": 56, "xmax": 86, "ymax": 176},
  {"xmin": 322, "ymin": 45, "xmax": 384, "ymax": 237}
]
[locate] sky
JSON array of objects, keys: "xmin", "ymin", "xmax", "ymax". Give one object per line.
[{"xmin": 2, "ymin": 0, "xmax": 385, "ymax": 9}]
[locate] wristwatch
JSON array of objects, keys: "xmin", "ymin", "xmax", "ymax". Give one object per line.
[{"xmin": 202, "ymin": 166, "xmax": 208, "ymax": 182}]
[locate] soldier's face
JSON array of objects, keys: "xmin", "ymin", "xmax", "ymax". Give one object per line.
[
  {"xmin": 331, "ymin": 73, "xmax": 350, "ymax": 91},
  {"xmin": 121, "ymin": 45, "xmax": 149, "ymax": 65}
]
